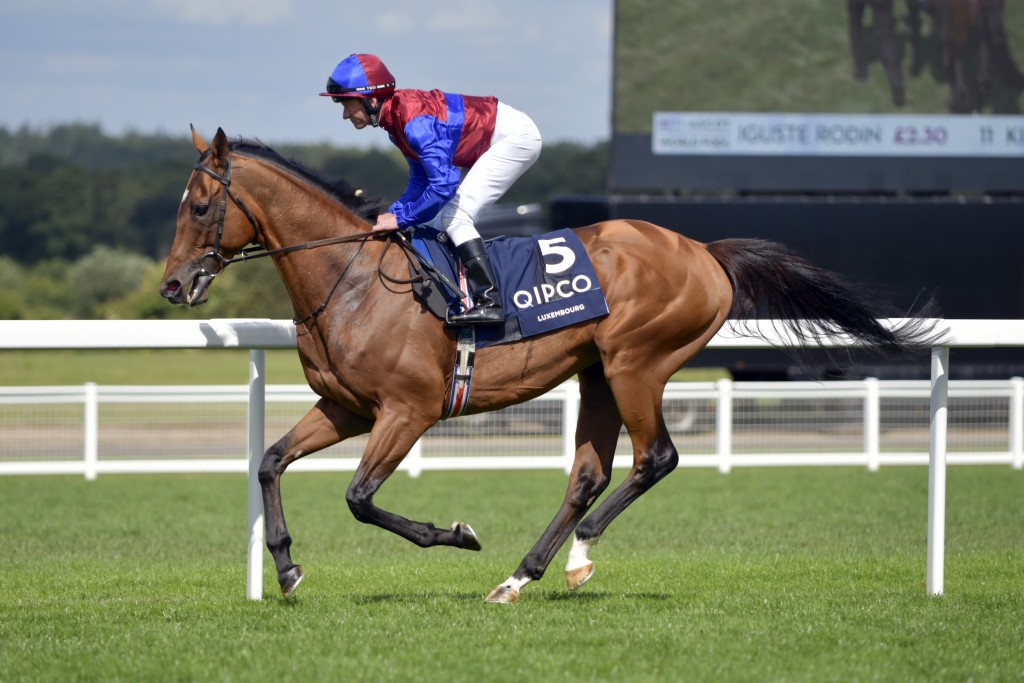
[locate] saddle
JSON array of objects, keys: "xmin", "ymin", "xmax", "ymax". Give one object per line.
[{"xmin": 394, "ymin": 227, "xmax": 609, "ymax": 349}]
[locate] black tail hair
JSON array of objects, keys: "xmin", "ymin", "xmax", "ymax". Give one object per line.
[{"xmin": 705, "ymin": 238, "xmax": 946, "ymax": 363}]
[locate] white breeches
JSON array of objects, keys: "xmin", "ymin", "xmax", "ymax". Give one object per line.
[{"xmin": 427, "ymin": 102, "xmax": 542, "ymax": 246}]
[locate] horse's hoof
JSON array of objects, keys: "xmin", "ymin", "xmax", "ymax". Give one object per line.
[
  {"xmin": 280, "ymin": 565, "xmax": 304, "ymax": 599},
  {"xmin": 484, "ymin": 585, "xmax": 520, "ymax": 604},
  {"xmin": 566, "ymin": 561, "xmax": 594, "ymax": 591},
  {"xmin": 451, "ymin": 521, "xmax": 481, "ymax": 551}
]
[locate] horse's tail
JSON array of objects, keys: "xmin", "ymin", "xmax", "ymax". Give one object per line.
[{"xmin": 704, "ymin": 238, "xmax": 945, "ymax": 359}]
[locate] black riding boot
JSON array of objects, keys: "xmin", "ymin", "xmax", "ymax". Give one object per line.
[{"xmin": 449, "ymin": 238, "xmax": 504, "ymax": 326}]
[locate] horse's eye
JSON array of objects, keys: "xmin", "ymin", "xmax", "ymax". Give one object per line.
[{"xmin": 194, "ymin": 204, "xmax": 209, "ymax": 218}]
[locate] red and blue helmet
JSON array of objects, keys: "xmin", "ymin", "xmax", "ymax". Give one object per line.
[{"xmin": 319, "ymin": 54, "xmax": 396, "ymax": 102}]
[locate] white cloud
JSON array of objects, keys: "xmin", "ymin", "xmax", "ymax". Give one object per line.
[
  {"xmin": 152, "ymin": 0, "xmax": 295, "ymax": 27},
  {"xmin": 0, "ymin": 0, "xmax": 612, "ymax": 145}
]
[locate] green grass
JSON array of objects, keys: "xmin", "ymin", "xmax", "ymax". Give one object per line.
[
  {"xmin": 1, "ymin": 468, "xmax": 1021, "ymax": 682},
  {"xmin": 0, "ymin": 349, "xmax": 308, "ymax": 386},
  {"xmin": 0, "ymin": 349, "xmax": 727, "ymax": 386}
]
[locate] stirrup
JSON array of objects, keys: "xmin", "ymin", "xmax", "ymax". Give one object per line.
[{"xmin": 448, "ymin": 303, "xmax": 504, "ymax": 326}]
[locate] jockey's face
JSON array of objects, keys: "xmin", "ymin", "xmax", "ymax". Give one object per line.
[{"xmin": 340, "ymin": 98, "xmax": 373, "ymax": 129}]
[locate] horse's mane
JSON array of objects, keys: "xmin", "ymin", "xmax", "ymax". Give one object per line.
[{"xmin": 229, "ymin": 137, "xmax": 391, "ymax": 223}]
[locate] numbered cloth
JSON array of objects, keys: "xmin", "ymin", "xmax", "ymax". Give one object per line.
[{"xmin": 410, "ymin": 227, "xmax": 609, "ymax": 348}]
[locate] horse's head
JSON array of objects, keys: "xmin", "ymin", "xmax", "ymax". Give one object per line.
[{"xmin": 160, "ymin": 126, "xmax": 260, "ymax": 306}]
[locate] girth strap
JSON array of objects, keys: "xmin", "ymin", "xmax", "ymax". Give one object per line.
[{"xmin": 443, "ymin": 326, "xmax": 477, "ymax": 419}]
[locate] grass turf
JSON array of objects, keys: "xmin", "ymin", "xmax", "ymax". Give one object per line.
[
  {"xmin": 0, "ymin": 348, "xmax": 728, "ymax": 386},
  {"xmin": 1, "ymin": 467, "xmax": 1021, "ymax": 682}
]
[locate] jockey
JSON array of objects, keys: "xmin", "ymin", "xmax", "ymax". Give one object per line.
[{"xmin": 320, "ymin": 53, "xmax": 542, "ymax": 326}]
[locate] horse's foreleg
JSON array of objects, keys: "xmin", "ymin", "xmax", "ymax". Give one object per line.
[
  {"xmin": 978, "ymin": 37, "xmax": 992, "ymax": 109},
  {"xmin": 485, "ymin": 365, "xmax": 621, "ymax": 603},
  {"xmin": 345, "ymin": 409, "xmax": 481, "ymax": 550},
  {"xmin": 258, "ymin": 398, "xmax": 372, "ymax": 598},
  {"xmin": 872, "ymin": 0, "xmax": 906, "ymax": 105},
  {"xmin": 949, "ymin": 52, "xmax": 971, "ymax": 112},
  {"xmin": 907, "ymin": 0, "xmax": 926, "ymax": 76},
  {"xmin": 847, "ymin": 0, "xmax": 871, "ymax": 80}
]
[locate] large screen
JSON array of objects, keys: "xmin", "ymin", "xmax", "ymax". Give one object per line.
[{"xmin": 611, "ymin": 0, "xmax": 1024, "ymax": 193}]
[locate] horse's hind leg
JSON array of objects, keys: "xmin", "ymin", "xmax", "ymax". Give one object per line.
[
  {"xmin": 259, "ymin": 398, "xmax": 373, "ymax": 598},
  {"xmin": 565, "ymin": 374, "xmax": 678, "ymax": 592},
  {"xmin": 485, "ymin": 364, "xmax": 621, "ymax": 603},
  {"xmin": 562, "ymin": 328, "xmax": 725, "ymax": 592}
]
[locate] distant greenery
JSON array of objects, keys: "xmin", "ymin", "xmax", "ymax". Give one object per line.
[
  {"xmin": 0, "ymin": 124, "xmax": 607, "ymax": 320},
  {"xmin": 0, "ymin": 248, "xmax": 297, "ymax": 320}
]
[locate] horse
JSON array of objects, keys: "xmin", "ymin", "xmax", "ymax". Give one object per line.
[
  {"xmin": 929, "ymin": 0, "xmax": 1024, "ymax": 112},
  {"xmin": 848, "ymin": 0, "xmax": 908, "ymax": 106},
  {"xmin": 902, "ymin": 0, "xmax": 1024, "ymax": 112},
  {"xmin": 160, "ymin": 127, "xmax": 940, "ymax": 603},
  {"xmin": 848, "ymin": 0, "xmax": 1024, "ymax": 112}
]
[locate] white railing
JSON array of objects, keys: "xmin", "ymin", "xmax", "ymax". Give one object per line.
[
  {"xmin": 2, "ymin": 378, "xmax": 1022, "ymax": 476},
  {"xmin": 3, "ymin": 318, "xmax": 1024, "ymax": 600}
]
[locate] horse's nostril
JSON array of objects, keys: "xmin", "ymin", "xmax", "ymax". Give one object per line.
[{"xmin": 163, "ymin": 281, "xmax": 181, "ymax": 296}]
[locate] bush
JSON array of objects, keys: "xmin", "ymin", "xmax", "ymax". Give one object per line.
[{"xmin": 68, "ymin": 246, "xmax": 153, "ymax": 318}]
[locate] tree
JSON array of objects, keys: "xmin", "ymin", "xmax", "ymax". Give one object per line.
[{"xmin": 0, "ymin": 124, "xmax": 611, "ymax": 319}]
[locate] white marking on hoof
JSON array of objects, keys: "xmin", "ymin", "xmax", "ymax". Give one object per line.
[
  {"xmin": 485, "ymin": 575, "xmax": 530, "ymax": 603},
  {"xmin": 565, "ymin": 534, "xmax": 599, "ymax": 591},
  {"xmin": 566, "ymin": 562, "xmax": 594, "ymax": 591},
  {"xmin": 484, "ymin": 585, "xmax": 520, "ymax": 603}
]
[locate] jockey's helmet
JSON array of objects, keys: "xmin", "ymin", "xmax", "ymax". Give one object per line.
[{"xmin": 320, "ymin": 54, "xmax": 396, "ymax": 102}]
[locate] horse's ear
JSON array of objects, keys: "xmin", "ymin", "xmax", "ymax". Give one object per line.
[
  {"xmin": 212, "ymin": 127, "xmax": 229, "ymax": 162},
  {"xmin": 190, "ymin": 124, "xmax": 209, "ymax": 154}
]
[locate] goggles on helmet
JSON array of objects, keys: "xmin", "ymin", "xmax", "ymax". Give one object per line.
[{"xmin": 324, "ymin": 78, "xmax": 396, "ymax": 103}]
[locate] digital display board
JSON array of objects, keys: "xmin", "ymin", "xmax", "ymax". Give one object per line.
[{"xmin": 611, "ymin": 0, "xmax": 1024, "ymax": 193}]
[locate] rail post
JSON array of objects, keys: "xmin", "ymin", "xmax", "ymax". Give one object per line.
[
  {"xmin": 864, "ymin": 377, "xmax": 881, "ymax": 472},
  {"xmin": 404, "ymin": 439, "xmax": 423, "ymax": 478},
  {"xmin": 716, "ymin": 378, "xmax": 733, "ymax": 474},
  {"xmin": 927, "ymin": 346, "xmax": 949, "ymax": 596},
  {"xmin": 83, "ymin": 382, "xmax": 98, "ymax": 481},
  {"xmin": 247, "ymin": 350, "xmax": 266, "ymax": 601},
  {"xmin": 1011, "ymin": 376, "xmax": 1023, "ymax": 470},
  {"xmin": 562, "ymin": 380, "xmax": 579, "ymax": 475}
]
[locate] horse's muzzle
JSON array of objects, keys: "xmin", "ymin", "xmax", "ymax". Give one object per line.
[{"xmin": 160, "ymin": 271, "xmax": 215, "ymax": 307}]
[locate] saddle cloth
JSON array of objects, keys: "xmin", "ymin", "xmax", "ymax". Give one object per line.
[{"xmin": 408, "ymin": 227, "xmax": 609, "ymax": 348}]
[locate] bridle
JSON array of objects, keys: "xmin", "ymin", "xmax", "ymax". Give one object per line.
[
  {"xmin": 191, "ymin": 155, "xmax": 261, "ymax": 281},
  {"xmin": 189, "ymin": 153, "xmax": 394, "ymax": 325}
]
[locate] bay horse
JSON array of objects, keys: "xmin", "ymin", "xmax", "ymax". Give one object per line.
[
  {"xmin": 161, "ymin": 127, "xmax": 939, "ymax": 603},
  {"xmin": 928, "ymin": 0, "xmax": 1024, "ymax": 112}
]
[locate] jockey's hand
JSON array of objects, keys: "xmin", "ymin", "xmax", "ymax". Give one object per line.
[{"xmin": 372, "ymin": 213, "xmax": 400, "ymax": 232}]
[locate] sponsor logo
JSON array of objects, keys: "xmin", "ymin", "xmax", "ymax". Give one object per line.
[
  {"xmin": 514, "ymin": 275, "xmax": 594, "ymax": 310},
  {"xmin": 513, "ymin": 237, "xmax": 593, "ymax": 310}
]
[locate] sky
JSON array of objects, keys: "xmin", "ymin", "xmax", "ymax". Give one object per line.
[{"xmin": 0, "ymin": 0, "xmax": 613, "ymax": 150}]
